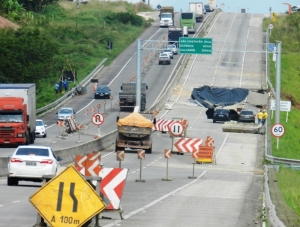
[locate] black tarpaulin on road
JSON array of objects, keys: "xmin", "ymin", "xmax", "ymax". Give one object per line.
[{"xmin": 191, "ymin": 85, "xmax": 249, "ymax": 108}]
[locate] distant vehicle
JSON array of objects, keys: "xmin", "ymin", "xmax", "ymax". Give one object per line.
[
  {"xmin": 204, "ymin": 4, "xmax": 213, "ymax": 12},
  {"xmin": 162, "ymin": 49, "xmax": 174, "ymax": 59},
  {"xmin": 206, "ymin": 0, "xmax": 216, "ymax": 10},
  {"xmin": 159, "ymin": 6, "xmax": 174, "ymax": 27},
  {"xmin": 7, "ymin": 145, "xmax": 63, "ymax": 186},
  {"xmin": 56, "ymin": 107, "xmax": 76, "ymax": 120},
  {"xmin": 213, "ymin": 108, "xmax": 239, "ymax": 123},
  {"xmin": 35, "ymin": 119, "xmax": 47, "ymax": 138},
  {"xmin": 94, "ymin": 85, "xmax": 111, "ymax": 99},
  {"xmin": 158, "ymin": 53, "xmax": 171, "ymax": 65},
  {"xmin": 203, "ymin": 4, "xmax": 207, "ymax": 14},
  {"xmin": 238, "ymin": 110, "xmax": 256, "ymax": 123},
  {"xmin": 119, "ymin": 83, "xmax": 148, "ymax": 111},
  {"xmin": 168, "ymin": 26, "xmax": 184, "ymax": 47},
  {"xmin": 180, "ymin": 12, "xmax": 196, "ymax": 34},
  {"xmin": 0, "ymin": 84, "xmax": 36, "ymax": 145},
  {"xmin": 167, "ymin": 44, "xmax": 178, "ymax": 55},
  {"xmin": 292, "ymin": 5, "xmax": 300, "ymax": 13},
  {"xmin": 189, "ymin": 2, "xmax": 204, "ymax": 22}
]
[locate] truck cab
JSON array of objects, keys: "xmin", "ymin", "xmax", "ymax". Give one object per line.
[{"xmin": 159, "ymin": 6, "xmax": 174, "ymax": 27}]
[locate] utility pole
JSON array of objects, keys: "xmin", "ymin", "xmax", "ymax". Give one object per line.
[{"xmin": 275, "ymin": 41, "xmax": 281, "ymax": 124}]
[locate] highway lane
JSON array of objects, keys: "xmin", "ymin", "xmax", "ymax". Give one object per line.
[
  {"xmin": 0, "ymin": 11, "xmax": 214, "ymax": 157},
  {"xmin": 0, "ymin": 11, "xmax": 269, "ymax": 227}
]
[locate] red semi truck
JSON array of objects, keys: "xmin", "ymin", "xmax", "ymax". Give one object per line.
[{"xmin": 0, "ymin": 84, "xmax": 36, "ymax": 145}]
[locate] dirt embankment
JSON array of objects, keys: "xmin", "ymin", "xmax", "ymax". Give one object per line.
[{"xmin": 0, "ymin": 16, "xmax": 19, "ymax": 29}]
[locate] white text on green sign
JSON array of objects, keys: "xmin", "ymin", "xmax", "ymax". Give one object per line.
[{"xmin": 179, "ymin": 38, "xmax": 212, "ymax": 54}]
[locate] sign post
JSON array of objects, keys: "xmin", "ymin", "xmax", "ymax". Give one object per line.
[
  {"xmin": 271, "ymin": 123, "xmax": 286, "ymax": 149},
  {"xmin": 189, "ymin": 150, "xmax": 199, "ymax": 179},
  {"xmin": 92, "ymin": 113, "xmax": 104, "ymax": 136},
  {"xmin": 136, "ymin": 150, "xmax": 145, "ymax": 182},
  {"xmin": 162, "ymin": 149, "xmax": 172, "ymax": 181},
  {"xmin": 97, "ymin": 104, "xmax": 101, "ymax": 113},
  {"xmin": 117, "ymin": 150, "xmax": 124, "ymax": 168},
  {"xmin": 110, "ymin": 96, "xmax": 113, "ymax": 109},
  {"xmin": 102, "ymin": 100, "xmax": 106, "ymax": 114}
]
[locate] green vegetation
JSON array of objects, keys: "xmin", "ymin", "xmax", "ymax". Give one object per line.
[
  {"xmin": 263, "ymin": 13, "xmax": 300, "ymax": 217},
  {"xmin": 0, "ymin": 0, "xmax": 154, "ymax": 108}
]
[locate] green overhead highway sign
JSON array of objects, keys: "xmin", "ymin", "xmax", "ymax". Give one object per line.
[{"xmin": 179, "ymin": 37, "xmax": 212, "ymax": 54}]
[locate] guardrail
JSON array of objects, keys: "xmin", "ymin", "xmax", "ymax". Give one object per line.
[{"xmin": 36, "ymin": 58, "xmax": 107, "ymax": 116}]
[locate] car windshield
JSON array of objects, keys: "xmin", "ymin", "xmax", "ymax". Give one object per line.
[
  {"xmin": 164, "ymin": 50, "xmax": 171, "ymax": 53},
  {"xmin": 161, "ymin": 14, "xmax": 172, "ymax": 19},
  {"xmin": 36, "ymin": 120, "xmax": 44, "ymax": 126},
  {"xmin": 0, "ymin": 113, "xmax": 23, "ymax": 122},
  {"xmin": 241, "ymin": 111, "xmax": 253, "ymax": 115},
  {"xmin": 216, "ymin": 109, "xmax": 228, "ymax": 114},
  {"xmin": 167, "ymin": 45, "xmax": 176, "ymax": 49},
  {"xmin": 59, "ymin": 109, "xmax": 72, "ymax": 114},
  {"xmin": 16, "ymin": 148, "xmax": 49, "ymax": 156},
  {"xmin": 97, "ymin": 86, "xmax": 108, "ymax": 92}
]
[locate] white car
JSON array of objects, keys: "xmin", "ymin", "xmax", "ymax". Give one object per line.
[
  {"xmin": 162, "ymin": 49, "xmax": 174, "ymax": 59},
  {"xmin": 56, "ymin": 107, "xmax": 76, "ymax": 120},
  {"xmin": 35, "ymin": 119, "xmax": 47, "ymax": 138},
  {"xmin": 167, "ymin": 44, "xmax": 178, "ymax": 55},
  {"xmin": 7, "ymin": 145, "xmax": 63, "ymax": 186}
]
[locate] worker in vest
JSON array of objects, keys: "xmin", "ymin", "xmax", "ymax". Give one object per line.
[
  {"xmin": 257, "ymin": 110, "xmax": 263, "ymax": 125},
  {"xmin": 261, "ymin": 110, "xmax": 268, "ymax": 126}
]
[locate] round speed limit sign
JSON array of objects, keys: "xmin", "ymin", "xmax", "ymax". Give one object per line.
[{"xmin": 271, "ymin": 123, "xmax": 285, "ymax": 138}]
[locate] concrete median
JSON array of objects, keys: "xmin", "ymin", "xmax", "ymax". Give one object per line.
[
  {"xmin": 222, "ymin": 121, "xmax": 265, "ymax": 134},
  {"xmin": 0, "ymin": 130, "xmax": 117, "ymax": 178}
]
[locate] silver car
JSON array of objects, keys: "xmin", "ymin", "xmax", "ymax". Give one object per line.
[
  {"xmin": 56, "ymin": 107, "xmax": 76, "ymax": 120},
  {"xmin": 167, "ymin": 44, "xmax": 178, "ymax": 55},
  {"xmin": 162, "ymin": 49, "xmax": 173, "ymax": 59}
]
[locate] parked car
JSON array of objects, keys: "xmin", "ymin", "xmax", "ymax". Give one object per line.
[
  {"xmin": 7, "ymin": 145, "xmax": 63, "ymax": 186},
  {"xmin": 203, "ymin": 5, "xmax": 207, "ymax": 14},
  {"xmin": 56, "ymin": 107, "xmax": 76, "ymax": 120},
  {"xmin": 213, "ymin": 108, "xmax": 231, "ymax": 123},
  {"xmin": 35, "ymin": 119, "xmax": 47, "ymax": 138},
  {"xmin": 94, "ymin": 85, "xmax": 111, "ymax": 99},
  {"xmin": 167, "ymin": 44, "xmax": 178, "ymax": 55},
  {"xmin": 204, "ymin": 4, "xmax": 213, "ymax": 12},
  {"xmin": 238, "ymin": 110, "xmax": 256, "ymax": 123},
  {"xmin": 158, "ymin": 53, "xmax": 171, "ymax": 65},
  {"xmin": 162, "ymin": 49, "xmax": 174, "ymax": 59}
]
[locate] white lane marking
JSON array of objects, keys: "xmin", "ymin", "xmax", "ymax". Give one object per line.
[
  {"xmin": 216, "ymin": 133, "xmax": 229, "ymax": 159},
  {"xmin": 239, "ymin": 13, "xmax": 253, "ymax": 88},
  {"xmin": 103, "ymin": 171, "xmax": 208, "ymax": 227}
]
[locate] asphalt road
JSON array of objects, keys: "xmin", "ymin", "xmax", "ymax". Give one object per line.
[{"xmin": 0, "ymin": 11, "xmax": 269, "ymax": 227}]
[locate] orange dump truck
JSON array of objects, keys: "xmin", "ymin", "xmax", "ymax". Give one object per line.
[{"xmin": 116, "ymin": 112, "xmax": 154, "ymax": 154}]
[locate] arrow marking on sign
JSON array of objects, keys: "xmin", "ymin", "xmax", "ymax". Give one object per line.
[
  {"xmin": 77, "ymin": 156, "xmax": 87, "ymax": 167},
  {"xmin": 100, "ymin": 168, "xmax": 128, "ymax": 209},
  {"xmin": 87, "ymin": 160, "xmax": 100, "ymax": 176}
]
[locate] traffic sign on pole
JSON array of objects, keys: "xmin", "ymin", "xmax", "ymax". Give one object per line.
[
  {"xmin": 179, "ymin": 37, "xmax": 212, "ymax": 54},
  {"xmin": 168, "ymin": 121, "xmax": 184, "ymax": 137},
  {"xmin": 92, "ymin": 113, "xmax": 104, "ymax": 126},
  {"xmin": 271, "ymin": 123, "xmax": 285, "ymax": 138},
  {"xmin": 30, "ymin": 165, "xmax": 106, "ymax": 227}
]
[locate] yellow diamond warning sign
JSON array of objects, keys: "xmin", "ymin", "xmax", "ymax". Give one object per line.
[{"xmin": 30, "ymin": 165, "xmax": 106, "ymax": 227}]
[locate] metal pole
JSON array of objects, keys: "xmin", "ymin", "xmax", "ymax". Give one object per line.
[
  {"xmin": 136, "ymin": 39, "xmax": 141, "ymax": 109},
  {"xmin": 98, "ymin": 125, "xmax": 100, "ymax": 136},
  {"xmin": 119, "ymin": 160, "xmax": 121, "ymax": 168},
  {"xmin": 188, "ymin": 158, "xmax": 197, "ymax": 179},
  {"xmin": 139, "ymin": 159, "xmax": 142, "ymax": 179},
  {"xmin": 265, "ymin": 29, "xmax": 269, "ymax": 87},
  {"xmin": 275, "ymin": 41, "xmax": 281, "ymax": 124}
]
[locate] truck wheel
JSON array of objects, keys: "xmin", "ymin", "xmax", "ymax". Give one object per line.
[
  {"xmin": 146, "ymin": 147, "xmax": 152, "ymax": 154},
  {"xmin": 25, "ymin": 133, "xmax": 29, "ymax": 145}
]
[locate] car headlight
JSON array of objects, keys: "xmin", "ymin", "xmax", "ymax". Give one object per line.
[{"xmin": 17, "ymin": 133, "xmax": 24, "ymax": 137}]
